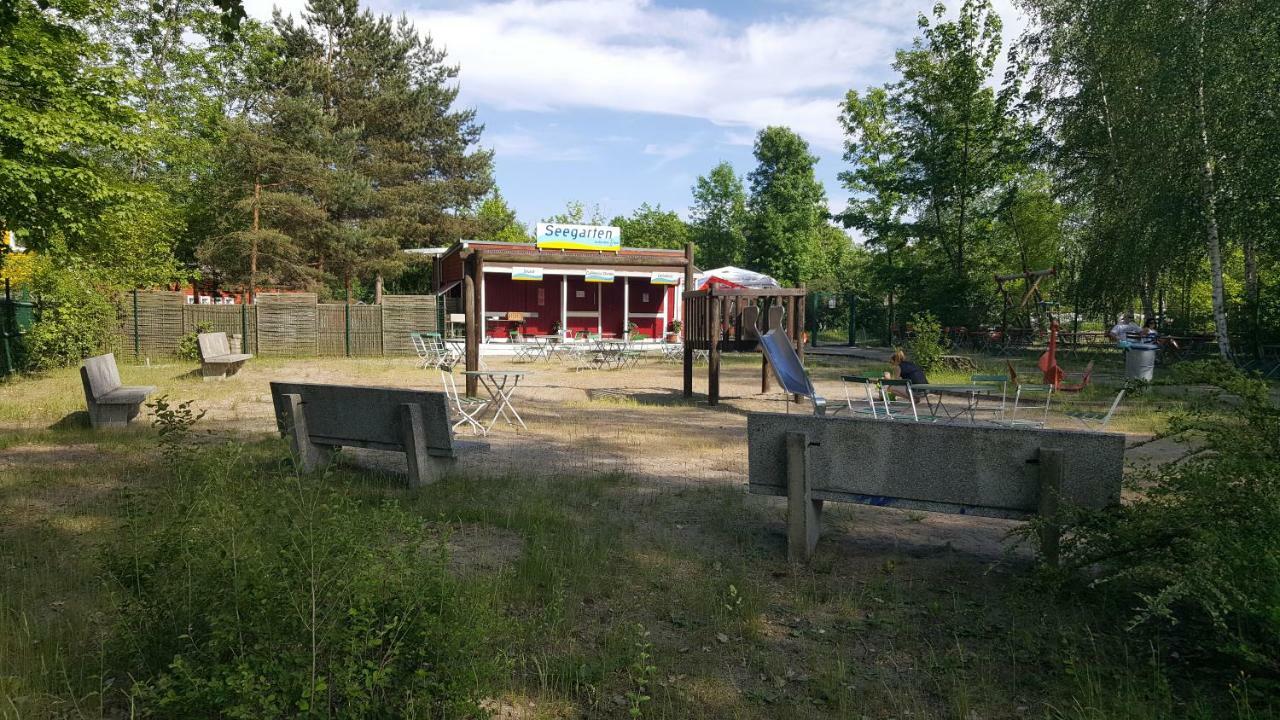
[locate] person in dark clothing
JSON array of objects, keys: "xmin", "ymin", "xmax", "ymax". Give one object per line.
[{"xmin": 889, "ymin": 349, "xmax": 929, "ymax": 385}]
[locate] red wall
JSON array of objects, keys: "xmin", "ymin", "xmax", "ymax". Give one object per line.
[
  {"xmin": 480, "ymin": 272, "xmax": 678, "ymax": 339},
  {"xmin": 483, "ymin": 274, "xmax": 562, "ymax": 338}
]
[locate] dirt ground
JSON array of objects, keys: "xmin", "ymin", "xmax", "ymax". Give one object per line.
[{"xmin": 0, "ymin": 352, "xmax": 1199, "ymax": 565}]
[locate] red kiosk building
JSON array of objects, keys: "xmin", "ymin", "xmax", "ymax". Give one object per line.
[{"xmin": 433, "ymin": 239, "xmax": 695, "ymax": 342}]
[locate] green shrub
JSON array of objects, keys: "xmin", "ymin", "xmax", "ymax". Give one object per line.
[
  {"xmin": 905, "ymin": 311, "xmax": 944, "ymax": 371},
  {"xmin": 23, "ymin": 260, "xmax": 119, "ymax": 370},
  {"xmin": 108, "ymin": 441, "xmax": 500, "ymax": 717},
  {"xmin": 176, "ymin": 322, "xmax": 213, "ymax": 361},
  {"xmin": 1054, "ymin": 366, "xmax": 1280, "ymax": 678}
]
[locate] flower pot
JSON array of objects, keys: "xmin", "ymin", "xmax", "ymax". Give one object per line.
[{"xmin": 665, "ymin": 333, "xmax": 677, "ymax": 343}]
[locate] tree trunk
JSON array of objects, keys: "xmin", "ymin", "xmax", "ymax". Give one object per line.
[
  {"xmin": 1195, "ymin": 2, "xmax": 1231, "ymax": 360},
  {"xmin": 250, "ymin": 180, "xmax": 260, "ymax": 305},
  {"xmin": 374, "ymin": 274, "xmax": 384, "ymax": 304},
  {"xmin": 1243, "ymin": 234, "xmax": 1259, "ymax": 358}
]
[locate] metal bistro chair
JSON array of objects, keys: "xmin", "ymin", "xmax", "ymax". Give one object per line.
[
  {"xmin": 439, "ymin": 369, "xmax": 491, "ymax": 436},
  {"xmin": 410, "ymin": 332, "xmax": 440, "ymax": 368},
  {"xmin": 969, "ymin": 373, "xmax": 1010, "ymax": 421},
  {"xmin": 1006, "ymin": 383, "xmax": 1054, "ymax": 429},
  {"xmin": 1065, "ymin": 388, "xmax": 1127, "ymax": 431},
  {"xmin": 879, "ymin": 378, "xmax": 924, "ymax": 422},
  {"xmin": 839, "ymin": 375, "xmax": 882, "ymax": 418}
]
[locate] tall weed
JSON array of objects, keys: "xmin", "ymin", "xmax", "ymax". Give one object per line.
[{"xmin": 106, "ymin": 442, "xmax": 500, "ymax": 717}]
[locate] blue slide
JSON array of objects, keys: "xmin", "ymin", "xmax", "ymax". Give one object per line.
[{"xmin": 759, "ymin": 328, "xmax": 827, "ymax": 415}]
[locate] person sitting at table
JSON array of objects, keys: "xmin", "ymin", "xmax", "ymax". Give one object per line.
[
  {"xmin": 1139, "ymin": 317, "xmax": 1159, "ymax": 340},
  {"xmin": 1108, "ymin": 315, "xmax": 1141, "ymax": 342},
  {"xmin": 885, "ymin": 350, "xmax": 929, "ymax": 401}
]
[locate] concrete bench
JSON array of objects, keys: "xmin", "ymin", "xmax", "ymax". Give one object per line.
[
  {"xmin": 80, "ymin": 353, "xmax": 156, "ymax": 428},
  {"xmin": 197, "ymin": 332, "xmax": 253, "ymax": 380},
  {"xmin": 747, "ymin": 413, "xmax": 1124, "ymax": 564},
  {"xmin": 269, "ymin": 382, "xmax": 486, "ymax": 487}
]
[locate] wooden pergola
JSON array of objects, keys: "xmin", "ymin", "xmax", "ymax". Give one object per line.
[{"xmin": 682, "ymin": 284, "xmax": 807, "ymax": 405}]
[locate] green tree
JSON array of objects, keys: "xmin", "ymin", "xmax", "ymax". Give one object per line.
[
  {"xmin": 841, "ymin": 0, "xmax": 1024, "ymax": 323},
  {"xmin": 689, "ymin": 162, "xmax": 748, "ymax": 268},
  {"xmin": 475, "ymin": 190, "xmax": 530, "ymax": 243},
  {"xmin": 0, "ymin": 0, "xmax": 141, "ymax": 247},
  {"xmin": 744, "ymin": 127, "xmax": 829, "ymax": 285},
  {"xmin": 610, "ymin": 203, "xmax": 688, "ymax": 250},
  {"xmin": 544, "ymin": 201, "xmax": 607, "ymax": 225}
]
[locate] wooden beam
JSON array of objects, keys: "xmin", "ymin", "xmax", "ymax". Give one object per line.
[
  {"xmin": 708, "ymin": 290, "xmax": 721, "ymax": 406},
  {"xmin": 475, "ymin": 251, "xmax": 689, "ymax": 268},
  {"xmin": 682, "ymin": 287, "xmax": 808, "ymax": 299},
  {"xmin": 464, "ymin": 255, "xmax": 479, "ymax": 397}
]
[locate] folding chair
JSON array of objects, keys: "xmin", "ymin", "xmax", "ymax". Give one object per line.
[
  {"xmin": 410, "ymin": 332, "xmax": 439, "ymax": 368},
  {"xmin": 839, "ymin": 375, "xmax": 882, "ymax": 418},
  {"xmin": 439, "ymin": 369, "xmax": 491, "ymax": 436},
  {"xmin": 1065, "ymin": 389, "xmax": 1126, "ymax": 430},
  {"xmin": 879, "ymin": 379, "xmax": 922, "ymax": 421},
  {"xmin": 1006, "ymin": 383, "xmax": 1054, "ymax": 429},
  {"xmin": 969, "ymin": 373, "xmax": 1009, "ymax": 420}
]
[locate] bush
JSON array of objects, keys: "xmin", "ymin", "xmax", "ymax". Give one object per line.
[
  {"xmin": 905, "ymin": 311, "xmax": 944, "ymax": 371},
  {"xmin": 23, "ymin": 259, "xmax": 119, "ymax": 370},
  {"xmin": 108, "ymin": 438, "xmax": 500, "ymax": 717},
  {"xmin": 177, "ymin": 322, "xmax": 214, "ymax": 361},
  {"xmin": 1055, "ymin": 366, "xmax": 1280, "ymax": 678}
]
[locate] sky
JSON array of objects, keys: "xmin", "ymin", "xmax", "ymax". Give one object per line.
[{"xmin": 240, "ymin": 0, "xmax": 1029, "ymax": 229}]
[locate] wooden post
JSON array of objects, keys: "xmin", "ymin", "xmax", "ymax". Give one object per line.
[
  {"xmin": 682, "ymin": 292, "xmax": 694, "ymax": 398},
  {"xmin": 796, "ymin": 283, "xmax": 807, "ymax": 364},
  {"xmin": 708, "ymin": 288, "xmax": 721, "ymax": 405},
  {"xmin": 762, "ymin": 301, "xmax": 771, "ymax": 393},
  {"xmin": 786, "ymin": 431, "xmax": 822, "ymax": 563},
  {"xmin": 1037, "ymin": 447, "xmax": 1064, "ymax": 568},
  {"xmin": 464, "ymin": 255, "xmax": 479, "ymax": 397},
  {"xmin": 682, "ymin": 242, "xmax": 696, "ymax": 397}
]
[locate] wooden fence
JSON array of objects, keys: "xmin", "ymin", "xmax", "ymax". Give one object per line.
[{"xmin": 118, "ymin": 291, "xmax": 437, "ymax": 358}]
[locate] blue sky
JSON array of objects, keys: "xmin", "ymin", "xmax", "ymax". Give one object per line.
[{"xmin": 242, "ymin": 0, "xmax": 1026, "ymax": 230}]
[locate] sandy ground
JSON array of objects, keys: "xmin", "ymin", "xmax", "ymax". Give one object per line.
[{"xmin": 2, "ymin": 352, "xmax": 1205, "ymax": 564}]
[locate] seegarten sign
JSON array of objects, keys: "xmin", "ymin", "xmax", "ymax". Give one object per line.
[{"xmin": 535, "ymin": 223, "xmax": 621, "ymax": 252}]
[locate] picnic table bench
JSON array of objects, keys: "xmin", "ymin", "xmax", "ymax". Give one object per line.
[
  {"xmin": 269, "ymin": 381, "xmax": 486, "ymax": 487},
  {"xmin": 197, "ymin": 331, "xmax": 253, "ymax": 380},
  {"xmin": 80, "ymin": 353, "xmax": 156, "ymax": 428}
]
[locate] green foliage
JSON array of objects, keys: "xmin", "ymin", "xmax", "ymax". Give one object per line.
[
  {"xmin": 840, "ymin": 0, "xmax": 1027, "ymax": 326},
  {"xmin": 0, "ymin": 0, "xmax": 141, "ymax": 248},
  {"xmin": 108, "ymin": 443, "xmax": 499, "ymax": 717},
  {"xmin": 475, "ymin": 190, "xmax": 530, "ymax": 243},
  {"xmin": 176, "ymin": 322, "xmax": 214, "ymax": 362},
  {"xmin": 544, "ymin": 200, "xmax": 607, "ymax": 225},
  {"xmin": 745, "ymin": 126, "xmax": 829, "ymax": 285},
  {"xmin": 625, "ymin": 624, "xmax": 656, "ymax": 718},
  {"xmin": 1055, "ymin": 366, "xmax": 1280, "ymax": 676},
  {"xmin": 905, "ymin": 311, "xmax": 944, "ymax": 370},
  {"xmin": 22, "ymin": 255, "xmax": 119, "ymax": 370},
  {"xmin": 612, "ymin": 203, "xmax": 688, "ymax": 250},
  {"xmin": 689, "ymin": 162, "xmax": 748, "ymax": 268}
]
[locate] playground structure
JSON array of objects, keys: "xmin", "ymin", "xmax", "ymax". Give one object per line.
[
  {"xmin": 682, "ymin": 283, "xmax": 807, "ymax": 406},
  {"xmin": 994, "ymin": 267, "xmax": 1056, "ymax": 348}
]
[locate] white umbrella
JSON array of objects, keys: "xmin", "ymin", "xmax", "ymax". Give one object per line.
[{"xmin": 693, "ymin": 266, "xmax": 781, "ymax": 290}]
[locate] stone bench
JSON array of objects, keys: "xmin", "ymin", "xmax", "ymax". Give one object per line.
[
  {"xmin": 747, "ymin": 413, "xmax": 1125, "ymax": 564},
  {"xmin": 197, "ymin": 332, "xmax": 253, "ymax": 380},
  {"xmin": 269, "ymin": 382, "xmax": 486, "ymax": 487},
  {"xmin": 80, "ymin": 353, "xmax": 156, "ymax": 428}
]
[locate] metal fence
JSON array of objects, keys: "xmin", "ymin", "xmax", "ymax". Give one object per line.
[
  {"xmin": 118, "ymin": 291, "xmax": 437, "ymax": 359},
  {"xmin": 1, "ymin": 280, "xmax": 35, "ymax": 376}
]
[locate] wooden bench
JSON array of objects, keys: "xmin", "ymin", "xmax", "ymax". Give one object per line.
[
  {"xmin": 80, "ymin": 353, "xmax": 156, "ymax": 428},
  {"xmin": 269, "ymin": 382, "xmax": 486, "ymax": 487},
  {"xmin": 747, "ymin": 413, "xmax": 1124, "ymax": 564},
  {"xmin": 197, "ymin": 332, "xmax": 253, "ymax": 380}
]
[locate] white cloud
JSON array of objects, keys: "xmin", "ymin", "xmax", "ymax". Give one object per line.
[
  {"xmin": 486, "ymin": 130, "xmax": 593, "ymax": 161},
  {"xmin": 242, "ymin": 0, "xmax": 1032, "ymax": 153}
]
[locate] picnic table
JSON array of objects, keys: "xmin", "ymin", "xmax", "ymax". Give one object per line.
[{"xmin": 464, "ymin": 370, "xmax": 531, "ymax": 431}]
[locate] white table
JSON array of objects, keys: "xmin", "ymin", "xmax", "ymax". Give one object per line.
[{"xmin": 464, "ymin": 370, "xmax": 530, "ymax": 431}]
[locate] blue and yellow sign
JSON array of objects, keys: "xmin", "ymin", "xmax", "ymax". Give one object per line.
[
  {"xmin": 512, "ymin": 266, "xmax": 543, "ymax": 281},
  {"xmin": 584, "ymin": 270, "xmax": 615, "ymax": 283},
  {"xmin": 535, "ymin": 223, "xmax": 621, "ymax": 252},
  {"xmin": 650, "ymin": 272, "xmax": 681, "ymax": 285}
]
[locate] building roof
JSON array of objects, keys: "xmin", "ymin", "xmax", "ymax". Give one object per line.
[{"xmin": 437, "ymin": 239, "xmax": 688, "ymax": 263}]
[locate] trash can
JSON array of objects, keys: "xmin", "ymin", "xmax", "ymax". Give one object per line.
[{"xmin": 1125, "ymin": 342, "xmax": 1158, "ymax": 381}]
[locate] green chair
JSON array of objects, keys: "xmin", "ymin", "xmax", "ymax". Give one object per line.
[
  {"xmin": 839, "ymin": 375, "xmax": 882, "ymax": 418},
  {"xmin": 970, "ymin": 373, "xmax": 1010, "ymax": 421},
  {"xmin": 1065, "ymin": 389, "xmax": 1126, "ymax": 430},
  {"xmin": 1006, "ymin": 383, "xmax": 1054, "ymax": 429}
]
